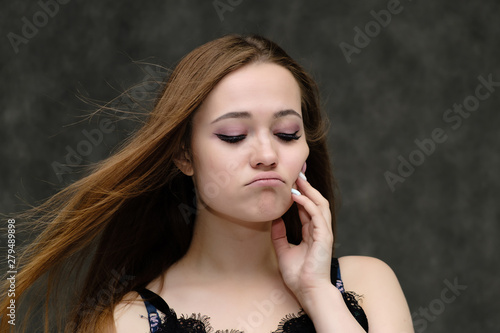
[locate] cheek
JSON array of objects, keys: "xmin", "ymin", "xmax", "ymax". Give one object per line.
[
  {"xmin": 295, "ymin": 143, "xmax": 309, "ymax": 166},
  {"xmin": 282, "ymin": 143, "xmax": 309, "ymax": 177},
  {"xmin": 192, "ymin": 150, "xmax": 241, "ymax": 199},
  {"xmin": 301, "ymin": 144, "xmax": 310, "ymax": 164}
]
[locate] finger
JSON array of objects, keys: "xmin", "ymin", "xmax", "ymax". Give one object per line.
[
  {"xmin": 294, "ymin": 177, "xmax": 331, "ymax": 231},
  {"xmin": 295, "ymin": 176, "xmax": 329, "ymax": 209},
  {"xmin": 297, "ymin": 206, "xmax": 313, "ymax": 244},
  {"xmin": 292, "ymin": 194, "xmax": 332, "ymax": 239},
  {"xmin": 297, "ymin": 204, "xmax": 311, "ymax": 227},
  {"xmin": 271, "ymin": 218, "xmax": 290, "ymax": 259}
]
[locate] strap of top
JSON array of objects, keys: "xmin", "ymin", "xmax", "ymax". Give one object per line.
[
  {"xmin": 331, "ymin": 258, "xmax": 369, "ymax": 331},
  {"xmin": 138, "ymin": 288, "xmax": 169, "ymax": 332},
  {"xmin": 330, "ymin": 257, "xmax": 346, "ymax": 293}
]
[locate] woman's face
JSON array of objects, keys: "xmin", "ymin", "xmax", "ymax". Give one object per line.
[{"xmin": 185, "ymin": 62, "xmax": 309, "ymax": 223}]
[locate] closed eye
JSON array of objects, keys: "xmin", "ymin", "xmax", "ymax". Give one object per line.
[
  {"xmin": 276, "ymin": 131, "xmax": 301, "ymax": 142},
  {"xmin": 216, "ymin": 134, "xmax": 246, "ymax": 143}
]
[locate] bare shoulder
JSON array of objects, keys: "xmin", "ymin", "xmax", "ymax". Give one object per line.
[
  {"xmin": 338, "ymin": 255, "xmax": 397, "ymax": 286},
  {"xmin": 111, "ymin": 291, "xmax": 150, "ymax": 333},
  {"xmin": 337, "ymin": 255, "xmax": 403, "ymax": 297},
  {"xmin": 337, "ymin": 255, "xmax": 414, "ymax": 332}
]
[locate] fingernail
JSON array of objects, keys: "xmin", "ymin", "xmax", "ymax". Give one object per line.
[
  {"xmin": 299, "ymin": 171, "xmax": 307, "ymax": 181},
  {"xmin": 291, "ymin": 188, "xmax": 301, "ymax": 196}
]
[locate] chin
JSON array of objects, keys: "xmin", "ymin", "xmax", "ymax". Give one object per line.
[
  {"xmin": 206, "ymin": 193, "xmax": 293, "ymax": 223},
  {"xmin": 248, "ymin": 198, "xmax": 293, "ymax": 222}
]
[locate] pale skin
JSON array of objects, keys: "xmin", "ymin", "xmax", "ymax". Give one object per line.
[{"xmin": 112, "ymin": 63, "xmax": 414, "ymax": 332}]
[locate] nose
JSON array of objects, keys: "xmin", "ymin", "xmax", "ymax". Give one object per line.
[{"xmin": 250, "ymin": 133, "xmax": 278, "ymax": 168}]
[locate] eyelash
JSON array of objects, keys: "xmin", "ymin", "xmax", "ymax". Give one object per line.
[
  {"xmin": 216, "ymin": 131, "xmax": 301, "ymax": 144},
  {"xmin": 216, "ymin": 134, "xmax": 246, "ymax": 143}
]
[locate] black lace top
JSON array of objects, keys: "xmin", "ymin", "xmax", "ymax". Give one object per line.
[{"xmin": 137, "ymin": 258, "xmax": 369, "ymax": 332}]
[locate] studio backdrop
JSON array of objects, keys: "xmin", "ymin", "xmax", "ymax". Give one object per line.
[{"xmin": 1, "ymin": 0, "xmax": 499, "ymax": 331}]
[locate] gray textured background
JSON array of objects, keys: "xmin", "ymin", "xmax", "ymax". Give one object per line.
[{"xmin": 1, "ymin": 0, "xmax": 499, "ymax": 331}]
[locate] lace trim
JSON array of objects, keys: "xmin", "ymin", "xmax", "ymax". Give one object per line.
[
  {"xmin": 343, "ymin": 291, "xmax": 369, "ymax": 331},
  {"xmin": 273, "ymin": 309, "xmax": 314, "ymax": 333},
  {"xmin": 178, "ymin": 312, "xmax": 243, "ymax": 333},
  {"xmin": 163, "ymin": 309, "xmax": 310, "ymax": 333},
  {"xmin": 150, "ymin": 291, "xmax": 366, "ymax": 333},
  {"xmin": 275, "ymin": 309, "xmax": 306, "ymax": 327},
  {"xmin": 344, "ymin": 291, "xmax": 364, "ymax": 310}
]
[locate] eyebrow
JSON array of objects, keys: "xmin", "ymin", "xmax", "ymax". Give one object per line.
[{"xmin": 211, "ymin": 109, "xmax": 302, "ymax": 124}]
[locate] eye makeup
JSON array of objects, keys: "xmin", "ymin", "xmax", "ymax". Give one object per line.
[
  {"xmin": 215, "ymin": 134, "xmax": 246, "ymax": 143},
  {"xmin": 215, "ymin": 130, "xmax": 301, "ymax": 144},
  {"xmin": 275, "ymin": 130, "xmax": 301, "ymax": 141},
  {"xmin": 212, "ymin": 113, "xmax": 303, "ymax": 144}
]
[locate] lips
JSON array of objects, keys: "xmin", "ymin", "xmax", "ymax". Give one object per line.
[{"xmin": 246, "ymin": 172, "xmax": 285, "ymax": 186}]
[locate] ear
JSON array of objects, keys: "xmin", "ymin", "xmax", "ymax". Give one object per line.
[{"xmin": 174, "ymin": 150, "xmax": 194, "ymax": 176}]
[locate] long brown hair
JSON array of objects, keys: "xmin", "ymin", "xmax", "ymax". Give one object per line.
[{"xmin": 0, "ymin": 34, "xmax": 337, "ymax": 332}]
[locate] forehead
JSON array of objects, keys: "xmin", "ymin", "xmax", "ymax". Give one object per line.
[{"xmin": 195, "ymin": 62, "xmax": 302, "ymax": 122}]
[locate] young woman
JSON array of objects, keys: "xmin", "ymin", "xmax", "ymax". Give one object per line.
[{"xmin": 0, "ymin": 35, "xmax": 413, "ymax": 332}]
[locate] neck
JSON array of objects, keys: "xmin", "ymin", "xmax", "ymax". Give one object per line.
[{"xmin": 180, "ymin": 205, "xmax": 280, "ymax": 281}]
